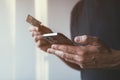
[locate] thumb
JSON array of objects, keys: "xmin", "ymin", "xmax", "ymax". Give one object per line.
[{"xmin": 74, "ymin": 35, "xmax": 100, "ymax": 46}]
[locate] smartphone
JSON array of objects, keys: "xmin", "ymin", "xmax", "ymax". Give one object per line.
[
  {"xmin": 26, "ymin": 14, "xmax": 52, "ymax": 33},
  {"xmin": 26, "ymin": 14, "xmax": 42, "ymax": 27},
  {"xmin": 26, "ymin": 15, "xmax": 74, "ymax": 45},
  {"xmin": 42, "ymin": 33, "xmax": 75, "ymax": 45}
]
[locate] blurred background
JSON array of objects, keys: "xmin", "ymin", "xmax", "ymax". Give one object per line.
[{"xmin": 0, "ymin": 0, "xmax": 80, "ymax": 80}]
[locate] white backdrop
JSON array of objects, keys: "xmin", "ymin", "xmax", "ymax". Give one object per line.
[{"xmin": 0, "ymin": 0, "xmax": 80, "ymax": 80}]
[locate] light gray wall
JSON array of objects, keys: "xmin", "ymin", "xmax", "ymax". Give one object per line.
[
  {"xmin": 0, "ymin": 0, "xmax": 36, "ymax": 80},
  {"xmin": 47, "ymin": 0, "xmax": 81, "ymax": 80},
  {"xmin": 0, "ymin": 0, "xmax": 14, "ymax": 80},
  {"xmin": 15, "ymin": 0, "xmax": 36, "ymax": 80},
  {"xmin": 0, "ymin": 0, "xmax": 81, "ymax": 80}
]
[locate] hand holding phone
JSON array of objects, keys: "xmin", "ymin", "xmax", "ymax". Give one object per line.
[
  {"xmin": 42, "ymin": 33, "xmax": 75, "ymax": 45},
  {"xmin": 26, "ymin": 14, "xmax": 74, "ymax": 52},
  {"xmin": 26, "ymin": 14, "xmax": 53, "ymax": 51}
]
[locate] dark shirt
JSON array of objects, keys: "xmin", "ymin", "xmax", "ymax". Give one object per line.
[{"xmin": 70, "ymin": 0, "xmax": 120, "ymax": 80}]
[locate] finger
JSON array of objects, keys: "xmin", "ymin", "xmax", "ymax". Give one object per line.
[
  {"xmin": 74, "ymin": 35, "xmax": 101, "ymax": 46},
  {"xmin": 51, "ymin": 44, "xmax": 79, "ymax": 54},
  {"xmin": 51, "ymin": 44, "xmax": 86, "ymax": 55},
  {"xmin": 47, "ymin": 48, "xmax": 54, "ymax": 54},
  {"xmin": 74, "ymin": 35, "xmax": 87, "ymax": 44},
  {"xmin": 36, "ymin": 38, "xmax": 50, "ymax": 47},
  {"xmin": 64, "ymin": 58, "xmax": 79, "ymax": 65},
  {"xmin": 63, "ymin": 53, "xmax": 86, "ymax": 69},
  {"xmin": 29, "ymin": 26, "xmax": 47, "ymax": 33},
  {"xmin": 32, "ymin": 32, "xmax": 42, "ymax": 37},
  {"xmin": 47, "ymin": 48, "xmax": 82, "ymax": 61},
  {"xmin": 39, "ymin": 45, "xmax": 51, "ymax": 51},
  {"xmin": 66, "ymin": 54, "xmax": 84, "ymax": 69},
  {"xmin": 29, "ymin": 27, "xmax": 39, "ymax": 32},
  {"xmin": 47, "ymin": 48, "xmax": 83, "ymax": 65},
  {"xmin": 63, "ymin": 53, "xmax": 83, "ymax": 63},
  {"xmin": 47, "ymin": 48, "xmax": 64, "ymax": 57},
  {"xmin": 34, "ymin": 35, "xmax": 42, "ymax": 42},
  {"xmin": 47, "ymin": 48, "xmax": 73, "ymax": 58}
]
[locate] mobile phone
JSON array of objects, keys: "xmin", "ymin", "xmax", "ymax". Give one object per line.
[
  {"xmin": 26, "ymin": 14, "xmax": 42, "ymax": 27},
  {"xmin": 26, "ymin": 15, "xmax": 74, "ymax": 45},
  {"xmin": 42, "ymin": 33, "xmax": 75, "ymax": 45},
  {"xmin": 26, "ymin": 14, "xmax": 52, "ymax": 33}
]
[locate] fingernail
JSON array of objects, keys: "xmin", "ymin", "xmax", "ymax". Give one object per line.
[
  {"xmin": 51, "ymin": 44, "xmax": 57, "ymax": 49},
  {"xmin": 81, "ymin": 35, "xmax": 87, "ymax": 41},
  {"xmin": 55, "ymin": 50, "xmax": 63, "ymax": 56},
  {"xmin": 47, "ymin": 48, "xmax": 54, "ymax": 54},
  {"xmin": 75, "ymin": 35, "xmax": 87, "ymax": 42}
]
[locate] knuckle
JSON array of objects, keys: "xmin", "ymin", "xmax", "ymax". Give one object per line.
[
  {"xmin": 78, "ymin": 58, "xmax": 85, "ymax": 63},
  {"xmin": 76, "ymin": 56, "xmax": 85, "ymax": 65},
  {"xmin": 63, "ymin": 54, "xmax": 71, "ymax": 60},
  {"xmin": 77, "ymin": 51, "xmax": 86, "ymax": 56},
  {"xmin": 74, "ymin": 47, "xmax": 79, "ymax": 54},
  {"xmin": 79, "ymin": 57, "xmax": 85, "ymax": 63},
  {"xmin": 76, "ymin": 47, "xmax": 87, "ymax": 55},
  {"xmin": 58, "ymin": 45, "xmax": 68, "ymax": 51},
  {"xmin": 62, "ymin": 53, "xmax": 66, "ymax": 59},
  {"xmin": 65, "ymin": 58, "xmax": 68, "ymax": 61}
]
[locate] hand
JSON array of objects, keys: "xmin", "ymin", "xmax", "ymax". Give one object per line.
[
  {"xmin": 47, "ymin": 35, "xmax": 117, "ymax": 69},
  {"xmin": 29, "ymin": 25, "xmax": 53, "ymax": 51}
]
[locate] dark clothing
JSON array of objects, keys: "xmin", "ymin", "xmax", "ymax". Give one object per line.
[{"xmin": 70, "ymin": 0, "xmax": 120, "ymax": 80}]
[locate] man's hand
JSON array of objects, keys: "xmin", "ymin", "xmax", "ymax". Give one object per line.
[
  {"xmin": 29, "ymin": 26, "xmax": 80, "ymax": 70},
  {"xmin": 47, "ymin": 35, "xmax": 120, "ymax": 69},
  {"xmin": 29, "ymin": 26, "xmax": 53, "ymax": 51}
]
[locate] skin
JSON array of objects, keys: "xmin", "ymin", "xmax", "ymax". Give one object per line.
[
  {"xmin": 29, "ymin": 26, "xmax": 120, "ymax": 70},
  {"xmin": 29, "ymin": 26, "xmax": 53, "ymax": 51}
]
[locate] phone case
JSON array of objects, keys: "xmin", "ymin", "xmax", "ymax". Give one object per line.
[
  {"xmin": 26, "ymin": 14, "xmax": 41, "ymax": 27},
  {"xmin": 42, "ymin": 33, "xmax": 74, "ymax": 45},
  {"xmin": 26, "ymin": 15, "xmax": 74, "ymax": 45}
]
